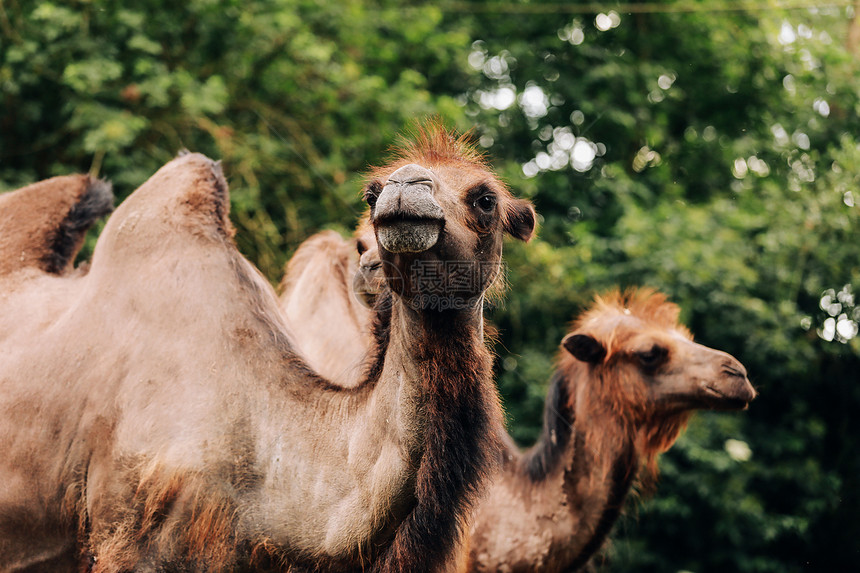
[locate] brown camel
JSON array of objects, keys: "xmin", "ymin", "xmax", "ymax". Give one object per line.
[
  {"xmin": 276, "ymin": 220, "xmax": 383, "ymax": 387},
  {"xmin": 277, "ymin": 229, "xmax": 373, "ymax": 387},
  {"xmin": 0, "ymin": 125, "xmax": 535, "ymax": 572},
  {"xmin": 467, "ymin": 289, "xmax": 756, "ymax": 572}
]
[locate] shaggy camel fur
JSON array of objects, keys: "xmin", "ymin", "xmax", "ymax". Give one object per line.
[
  {"xmin": 467, "ymin": 289, "xmax": 756, "ymax": 572},
  {"xmin": 0, "ymin": 126, "xmax": 535, "ymax": 572}
]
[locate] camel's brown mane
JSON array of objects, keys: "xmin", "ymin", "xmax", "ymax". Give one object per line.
[
  {"xmin": 523, "ymin": 370, "xmax": 574, "ymax": 482},
  {"xmin": 367, "ymin": 121, "xmax": 490, "ymax": 180},
  {"xmin": 572, "ymin": 289, "xmax": 691, "ymax": 348}
]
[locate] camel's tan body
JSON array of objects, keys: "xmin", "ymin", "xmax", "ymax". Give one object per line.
[{"xmin": 0, "ymin": 128, "xmax": 536, "ymax": 572}]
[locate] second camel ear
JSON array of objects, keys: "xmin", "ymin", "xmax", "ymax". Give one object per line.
[
  {"xmin": 503, "ymin": 198, "xmax": 536, "ymax": 242},
  {"xmin": 562, "ymin": 333, "xmax": 607, "ymax": 364}
]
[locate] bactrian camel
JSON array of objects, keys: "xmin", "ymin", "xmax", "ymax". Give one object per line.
[
  {"xmin": 278, "ymin": 240, "xmax": 755, "ymax": 571},
  {"xmin": 467, "ymin": 289, "xmax": 756, "ymax": 572},
  {"xmin": 277, "ymin": 219, "xmax": 382, "ymax": 389},
  {"xmin": 0, "ymin": 126, "xmax": 536, "ymax": 572},
  {"xmin": 277, "ymin": 229, "xmax": 373, "ymax": 387}
]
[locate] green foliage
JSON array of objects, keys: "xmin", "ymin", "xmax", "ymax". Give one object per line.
[
  {"xmin": 0, "ymin": 0, "xmax": 473, "ymax": 273},
  {"xmin": 465, "ymin": 4, "xmax": 860, "ymax": 571},
  {"xmin": 2, "ymin": 1, "xmax": 859, "ymax": 571}
]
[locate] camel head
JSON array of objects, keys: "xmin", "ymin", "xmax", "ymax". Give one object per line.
[
  {"xmin": 352, "ymin": 218, "xmax": 384, "ymax": 307},
  {"xmin": 559, "ymin": 289, "xmax": 756, "ymax": 462},
  {"xmin": 363, "ymin": 123, "xmax": 535, "ymax": 310}
]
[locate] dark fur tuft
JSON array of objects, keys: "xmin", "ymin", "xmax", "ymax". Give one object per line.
[
  {"xmin": 523, "ymin": 371, "xmax": 575, "ymax": 481},
  {"xmin": 42, "ymin": 177, "xmax": 114, "ymax": 274}
]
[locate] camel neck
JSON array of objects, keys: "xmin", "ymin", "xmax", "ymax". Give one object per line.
[
  {"xmin": 506, "ymin": 364, "xmax": 640, "ymax": 572},
  {"xmin": 368, "ymin": 293, "xmax": 504, "ymax": 573},
  {"xmin": 562, "ymin": 435, "xmax": 637, "ymax": 571},
  {"xmin": 558, "ymin": 365, "xmax": 640, "ymax": 571}
]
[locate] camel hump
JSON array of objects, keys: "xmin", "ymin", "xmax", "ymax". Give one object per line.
[
  {"xmin": 97, "ymin": 152, "xmax": 233, "ymax": 255},
  {"xmin": 279, "ymin": 230, "xmax": 355, "ymax": 295},
  {"xmin": 290, "ymin": 230, "xmax": 355, "ymax": 271},
  {"xmin": 0, "ymin": 174, "xmax": 114, "ymax": 276}
]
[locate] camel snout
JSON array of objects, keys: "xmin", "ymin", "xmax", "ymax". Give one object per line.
[
  {"xmin": 720, "ymin": 355, "xmax": 748, "ymax": 379},
  {"xmin": 702, "ymin": 357, "xmax": 756, "ymax": 409},
  {"xmin": 353, "ymin": 258, "xmax": 386, "ymax": 306},
  {"xmin": 386, "ymin": 164, "xmax": 437, "ymax": 190},
  {"xmin": 372, "ymin": 164, "xmax": 444, "ymax": 254},
  {"xmin": 722, "ymin": 357, "xmax": 756, "ymax": 404},
  {"xmin": 720, "ymin": 375, "xmax": 756, "ymax": 406}
]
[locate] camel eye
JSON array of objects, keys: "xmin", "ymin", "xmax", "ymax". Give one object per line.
[
  {"xmin": 474, "ymin": 194, "xmax": 497, "ymax": 213},
  {"xmin": 364, "ymin": 182, "xmax": 381, "ymax": 208},
  {"xmin": 635, "ymin": 345, "xmax": 668, "ymax": 370}
]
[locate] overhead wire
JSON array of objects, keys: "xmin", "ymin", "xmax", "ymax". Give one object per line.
[{"xmin": 414, "ymin": 1, "xmax": 855, "ymax": 15}]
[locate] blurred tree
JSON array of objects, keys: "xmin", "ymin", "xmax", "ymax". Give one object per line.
[
  {"xmin": 0, "ymin": 0, "xmax": 473, "ymax": 277},
  {"xmin": 457, "ymin": 2, "xmax": 860, "ymax": 571}
]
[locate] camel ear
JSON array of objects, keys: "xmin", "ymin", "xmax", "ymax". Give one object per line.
[
  {"xmin": 562, "ymin": 333, "xmax": 606, "ymax": 364},
  {"xmin": 504, "ymin": 198, "xmax": 536, "ymax": 242}
]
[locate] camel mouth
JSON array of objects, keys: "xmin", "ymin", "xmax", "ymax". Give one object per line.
[
  {"xmin": 375, "ymin": 217, "xmax": 444, "ymax": 254},
  {"xmin": 362, "ymin": 261, "xmax": 382, "ymax": 271},
  {"xmin": 702, "ymin": 384, "xmax": 753, "ymax": 410},
  {"xmin": 370, "ymin": 166, "xmax": 445, "ymax": 255}
]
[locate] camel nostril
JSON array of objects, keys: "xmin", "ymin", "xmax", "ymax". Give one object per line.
[
  {"xmin": 721, "ymin": 361, "xmax": 748, "ymax": 379},
  {"xmin": 403, "ymin": 178, "xmax": 433, "ymax": 186}
]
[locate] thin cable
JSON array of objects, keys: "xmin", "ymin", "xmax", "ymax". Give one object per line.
[{"xmin": 422, "ymin": 1, "xmax": 854, "ymax": 15}]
